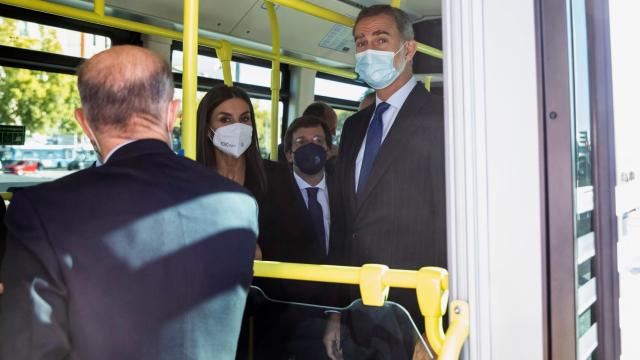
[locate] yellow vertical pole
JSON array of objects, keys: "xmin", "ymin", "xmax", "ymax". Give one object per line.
[
  {"xmin": 215, "ymin": 40, "xmax": 233, "ymax": 86},
  {"xmin": 390, "ymin": 0, "xmax": 402, "ymax": 7},
  {"xmin": 93, "ymin": 0, "xmax": 104, "ymax": 16},
  {"xmin": 266, "ymin": 3, "xmax": 281, "ymax": 160},
  {"xmin": 181, "ymin": 0, "xmax": 199, "ymax": 159}
]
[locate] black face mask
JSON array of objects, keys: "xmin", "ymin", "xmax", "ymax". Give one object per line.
[{"xmin": 293, "ymin": 143, "xmax": 327, "ymax": 175}]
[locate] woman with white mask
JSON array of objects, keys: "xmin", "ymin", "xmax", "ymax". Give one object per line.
[{"xmin": 196, "ymin": 84, "xmax": 322, "ymax": 359}]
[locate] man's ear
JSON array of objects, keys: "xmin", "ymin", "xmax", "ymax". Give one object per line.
[
  {"xmin": 404, "ymin": 40, "xmax": 418, "ymax": 62},
  {"xmin": 166, "ymin": 99, "xmax": 181, "ymax": 132},
  {"xmin": 75, "ymin": 108, "xmax": 97, "ymax": 142},
  {"xmin": 285, "ymin": 150, "xmax": 294, "ymax": 164}
]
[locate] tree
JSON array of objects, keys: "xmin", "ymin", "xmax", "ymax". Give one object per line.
[{"xmin": 0, "ymin": 18, "xmax": 82, "ymax": 136}]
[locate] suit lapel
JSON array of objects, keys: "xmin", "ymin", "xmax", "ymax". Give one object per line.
[{"xmin": 356, "ymin": 85, "xmax": 428, "ymax": 209}]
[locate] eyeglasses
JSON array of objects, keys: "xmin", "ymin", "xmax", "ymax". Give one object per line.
[{"xmin": 294, "ymin": 135, "xmax": 326, "ymax": 147}]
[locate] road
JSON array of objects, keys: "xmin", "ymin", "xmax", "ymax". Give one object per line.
[{"xmin": 0, "ymin": 169, "xmax": 76, "ymax": 192}]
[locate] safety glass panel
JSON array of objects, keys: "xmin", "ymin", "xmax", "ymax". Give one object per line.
[{"xmin": 237, "ymin": 286, "xmax": 432, "ymax": 360}]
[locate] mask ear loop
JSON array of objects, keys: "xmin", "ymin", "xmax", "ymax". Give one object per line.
[{"xmin": 394, "ymin": 42, "xmax": 408, "ymax": 72}]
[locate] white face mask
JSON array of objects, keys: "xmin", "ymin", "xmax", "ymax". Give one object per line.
[{"xmin": 210, "ymin": 123, "xmax": 253, "ymax": 158}]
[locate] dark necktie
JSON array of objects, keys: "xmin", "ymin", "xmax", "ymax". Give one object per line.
[
  {"xmin": 306, "ymin": 187, "xmax": 326, "ymax": 253},
  {"xmin": 357, "ymin": 102, "xmax": 390, "ymax": 197}
]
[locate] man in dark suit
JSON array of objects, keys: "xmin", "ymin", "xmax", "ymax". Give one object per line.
[
  {"xmin": 250, "ymin": 115, "xmax": 338, "ymax": 360},
  {"xmin": 0, "ymin": 45, "xmax": 259, "ymax": 360},
  {"xmin": 284, "ymin": 115, "xmax": 334, "ymax": 263},
  {"xmin": 324, "ymin": 5, "xmax": 445, "ymax": 359}
]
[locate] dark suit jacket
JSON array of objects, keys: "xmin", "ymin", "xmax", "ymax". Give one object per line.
[
  {"xmin": 251, "ymin": 160, "xmax": 323, "ymax": 303},
  {"xmin": 329, "ymin": 84, "xmax": 446, "ymax": 323},
  {"xmin": 0, "ymin": 139, "xmax": 259, "ymax": 360}
]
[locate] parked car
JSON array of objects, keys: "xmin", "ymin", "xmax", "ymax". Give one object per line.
[{"xmin": 3, "ymin": 160, "xmax": 42, "ymax": 175}]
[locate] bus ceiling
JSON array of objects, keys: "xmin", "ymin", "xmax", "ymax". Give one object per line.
[{"xmin": 3, "ymin": 0, "xmax": 442, "ymax": 68}]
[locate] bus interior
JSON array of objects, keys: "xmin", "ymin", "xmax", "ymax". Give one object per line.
[{"xmin": 1, "ymin": 0, "xmax": 639, "ymax": 359}]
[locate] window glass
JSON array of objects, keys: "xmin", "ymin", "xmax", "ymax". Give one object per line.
[
  {"xmin": 334, "ymin": 109, "xmax": 355, "ymax": 144},
  {"xmin": 251, "ymin": 98, "xmax": 283, "ymax": 158},
  {"xmin": 171, "ymin": 50, "xmax": 279, "ymax": 88},
  {"xmin": 0, "ymin": 16, "xmax": 111, "ymax": 58},
  {"xmin": 0, "ymin": 66, "xmax": 92, "ymax": 190},
  {"xmin": 314, "ymin": 77, "xmax": 369, "ymax": 102}
]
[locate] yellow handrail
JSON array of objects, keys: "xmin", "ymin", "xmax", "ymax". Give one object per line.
[
  {"xmin": 266, "ymin": 3, "xmax": 281, "ymax": 161},
  {"xmin": 93, "ymin": 0, "xmax": 104, "ymax": 16},
  {"xmin": 253, "ymin": 261, "xmax": 469, "ymax": 358},
  {"xmin": 215, "ymin": 40, "xmax": 233, "ymax": 86},
  {"xmin": 0, "ymin": 192, "xmax": 12, "ymax": 201},
  {"xmin": 267, "ymin": 0, "xmax": 354, "ymax": 27},
  {"xmin": 181, "ymin": 0, "xmax": 199, "ymax": 160},
  {"xmin": 440, "ymin": 301, "xmax": 470, "ymax": 360},
  {"xmin": 390, "ymin": 0, "xmax": 402, "ymax": 8},
  {"xmin": 265, "ymin": 0, "xmax": 444, "ymax": 60}
]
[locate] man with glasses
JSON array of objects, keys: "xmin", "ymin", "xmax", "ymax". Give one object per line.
[{"xmin": 284, "ymin": 115, "xmax": 334, "ymax": 262}]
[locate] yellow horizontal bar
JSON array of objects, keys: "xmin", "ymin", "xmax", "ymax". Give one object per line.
[
  {"xmin": 383, "ymin": 269, "xmax": 418, "ymax": 288},
  {"xmin": 266, "ymin": 0, "xmax": 443, "ymax": 60},
  {"xmin": 253, "ymin": 261, "xmax": 442, "ymax": 290},
  {"xmin": 0, "ymin": 0, "xmax": 357, "ymax": 79},
  {"xmin": 417, "ymin": 43, "xmax": 443, "ymax": 59},
  {"xmin": 254, "ymin": 261, "xmax": 361, "ymax": 284},
  {"xmin": 1, "ymin": 192, "xmax": 12, "ymax": 201},
  {"xmin": 267, "ymin": 0, "xmax": 354, "ymax": 27}
]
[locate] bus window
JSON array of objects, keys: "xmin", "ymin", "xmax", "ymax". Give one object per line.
[
  {"xmin": 251, "ymin": 98, "xmax": 284, "ymax": 158},
  {"xmin": 314, "ymin": 77, "xmax": 369, "ymax": 102},
  {"xmin": 0, "ymin": 16, "xmax": 102, "ymax": 190},
  {"xmin": 0, "ymin": 16, "xmax": 111, "ymax": 58},
  {"xmin": 171, "ymin": 49, "xmax": 283, "ymax": 88},
  {"xmin": 313, "ymin": 75, "xmax": 367, "ymax": 144}
]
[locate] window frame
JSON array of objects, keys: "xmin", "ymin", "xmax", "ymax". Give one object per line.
[{"xmin": 171, "ymin": 41, "xmax": 291, "ymax": 141}]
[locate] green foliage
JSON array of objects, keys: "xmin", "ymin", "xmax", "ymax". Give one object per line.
[
  {"xmin": 252, "ymin": 99, "xmax": 269, "ymax": 156},
  {"xmin": 0, "ymin": 18, "xmax": 81, "ymax": 136},
  {"xmin": 334, "ymin": 109, "xmax": 354, "ymax": 144}
]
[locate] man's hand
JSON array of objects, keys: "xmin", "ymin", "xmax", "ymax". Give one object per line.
[
  {"xmin": 412, "ymin": 333, "xmax": 435, "ymax": 360},
  {"xmin": 254, "ymin": 244, "xmax": 262, "ymax": 260},
  {"xmin": 323, "ymin": 312, "xmax": 343, "ymax": 360}
]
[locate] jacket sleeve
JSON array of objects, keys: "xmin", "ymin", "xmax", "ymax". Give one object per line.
[{"xmin": 0, "ymin": 191, "xmax": 71, "ymax": 359}]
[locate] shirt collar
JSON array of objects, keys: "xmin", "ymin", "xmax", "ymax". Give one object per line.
[
  {"xmin": 293, "ymin": 171, "xmax": 327, "ymax": 191},
  {"xmin": 376, "ymin": 76, "xmax": 417, "ymax": 110},
  {"xmin": 100, "ymin": 140, "xmax": 137, "ymax": 165}
]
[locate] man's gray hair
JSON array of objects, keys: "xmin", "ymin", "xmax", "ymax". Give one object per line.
[
  {"xmin": 77, "ymin": 45, "xmax": 174, "ymax": 130},
  {"xmin": 354, "ymin": 5, "xmax": 414, "ymax": 41}
]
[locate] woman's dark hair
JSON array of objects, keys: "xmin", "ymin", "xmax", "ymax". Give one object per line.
[{"xmin": 196, "ymin": 84, "xmax": 267, "ymax": 197}]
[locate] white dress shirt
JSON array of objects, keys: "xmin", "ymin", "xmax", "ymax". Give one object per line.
[
  {"xmin": 293, "ymin": 171, "xmax": 330, "ymax": 254},
  {"xmin": 354, "ymin": 77, "xmax": 417, "ymax": 192},
  {"xmin": 95, "ymin": 140, "xmax": 136, "ymax": 167}
]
